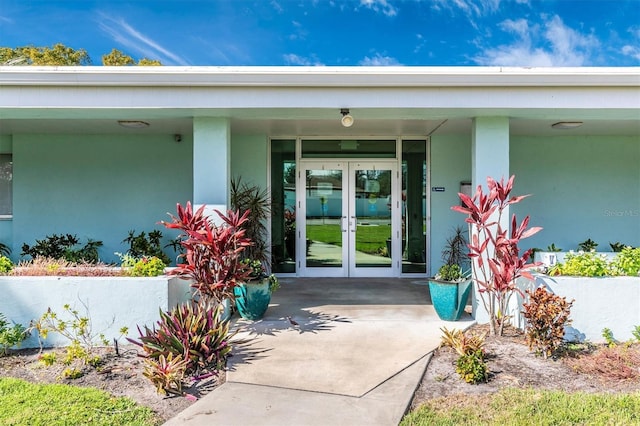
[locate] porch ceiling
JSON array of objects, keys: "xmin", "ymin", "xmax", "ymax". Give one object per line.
[{"xmin": 0, "ymin": 115, "xmax": 638, "ymax": 137}]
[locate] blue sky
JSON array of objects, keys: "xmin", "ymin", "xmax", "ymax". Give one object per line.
[{"xmin": 1, "ymin": 0, "xmax": 639, "ymax": 66}]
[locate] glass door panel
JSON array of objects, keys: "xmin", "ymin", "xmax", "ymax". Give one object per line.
[
  {"xmin": 300, "ymin": 163, "xmax": 347, "ymax": 277},
  {"xmin": 349, "ymin": 162, "xmax": 397, "ymax": 277},
  {"xmin": 299, "ymin": 160, "xmax": 399, "ymax": 277}
]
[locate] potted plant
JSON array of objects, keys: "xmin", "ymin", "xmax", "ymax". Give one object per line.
[
  {"xmin": 230, "ymin": 177, "xmax": 281, "ymax": 320},
  {"xmin": 233, "ymin": 259, "xmax": 279, "ymax": 320},
  {"xmin": 428, "ymin": 226, "xmax": 472, "ymax": 321}
]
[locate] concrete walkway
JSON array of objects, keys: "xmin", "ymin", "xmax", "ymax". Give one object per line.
[{"xmin": 164, "ymin": 278, "xmax": 474, "ymax": 426}]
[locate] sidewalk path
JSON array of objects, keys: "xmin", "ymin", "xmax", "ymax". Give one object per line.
[{"xmin": 164, "ymin": 278, "xmax": 474, "ymax": 426}]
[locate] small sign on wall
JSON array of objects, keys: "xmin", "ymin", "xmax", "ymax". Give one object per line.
[{"xmin": 431, "ymin": 187, "xmax": 445, "ymax": 192}]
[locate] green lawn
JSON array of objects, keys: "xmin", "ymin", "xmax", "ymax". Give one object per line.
[
  {"xmin": 0, "ymin": 377, "xmax": 159, "ymax": 426},
  {"xmin": 306, "ymin": 224, "xmax": 391, "ymax": 255},
  {"xmin": 401, "ymin": 388, "xmax": 640, "ymax": 426}
]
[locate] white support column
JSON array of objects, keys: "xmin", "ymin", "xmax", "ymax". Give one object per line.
[
  {"xmin": 193, "ymin": 117, "xmax": 230, "ymax": 223},
  {"xmin": 471, "ymin": 117, "xmax": 510, "ymax": 323}
]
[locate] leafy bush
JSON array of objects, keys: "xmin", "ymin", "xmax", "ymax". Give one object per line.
[
  {"xmin": 548, "ymin": 250, "xmax": 614, "ymax": 277},
  {"xmin": 611, "ymin": 246, "xmax": 640, "ymax": 276},
  {"xmin": 162, "ymin": 203, "xmax": 252, "ymax": 305},
  {"xmin": 0, "ymin": 242, "xmax": 10, "ymax": 257},
  {"xmin": 549, "ymin": 247, "xmax": 640, "ymax": 277},
  {"xmin": 34, "ymin": 303, "xmax": 127, "ymax": 378},
  {"xmin": 0, "ymin": 255, "xmax": 12, "ymax": 274},
  {"xmin": 577, "ymin": 238, "xmax": 598, "ymax": 252},
  {"xmin": 21, "ymin": 234, "xmax": 102, "ymax": 263},
  {"xmin": 440, "ymin": 327, "xmax": 486, "ymax": 356},
  {"xmin": 129, "ymin": 301, "xmax": 234, "ymax": 394},
  {"xmin": 522, "ymin": 287, "xmax": 573, "ymax": 359},
  {"xmin": 441, "ymin": 327, "xmax": 489, "ymax": 384},
  {"xmin": 142, "ymin": 353, "xmax": 189, "ymax": 396},
  {"xmin": 122, "ymin": 230, "xmax": 172, "ymax": 265},
  {"xmin": 602, "ymin": 328, "xmax": 617, "ymax": 348},
  {"xmin": 435, "ymin": 264, "xmax": 467, "ymax": 282},
  {"xmin": 455, "ymin": 349, "xmax": 488, "ymax": 384},
  {"xmin": 0, "ymin": 313, "xmax": 30, "ymax": 356},
  {"xmin": 118, "ymin": 253, "xmax": 166, "ymax": 277}
]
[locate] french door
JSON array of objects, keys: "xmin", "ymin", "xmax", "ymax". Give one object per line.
[{"xmin": 297, "ymin": 160, "xmax": 400, "ymax": 277}]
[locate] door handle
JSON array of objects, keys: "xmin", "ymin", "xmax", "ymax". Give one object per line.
[
  {"xmin": 341, "ymin": 216, "xmax": 347, "ymax": 232},
  {"xmin": 350, "ymin": 216, "xmax": 356, "ymax": 232}
]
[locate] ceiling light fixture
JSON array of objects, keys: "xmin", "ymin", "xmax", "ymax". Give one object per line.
[
  {"xmin": 118, "ymin": 120, "xmax": 150, "ymax": 129},
  {"xmin": 340, "ymin": 109, "xmax": 354, "ymax": 127},
  {"xmin": 551, "ymin": 121, "xmax": 583, "ymax": 130}
]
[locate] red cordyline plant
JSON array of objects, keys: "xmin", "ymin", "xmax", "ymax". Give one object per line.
[
  {"xmin": 452, "ymin": 175, "xmax": 542, "ymax": 336},
  {"xmin": 162, "ymin": 202, "xmax": 252, "ymax": 306}
]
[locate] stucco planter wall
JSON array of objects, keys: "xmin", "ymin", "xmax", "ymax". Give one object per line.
[
  {"xmin": 0, "ymin": 275, "xmax": 192, "ymax": 348},
  {"xmin": 513, "ymin": 274, "xmax": 640, "ymax": 342}
]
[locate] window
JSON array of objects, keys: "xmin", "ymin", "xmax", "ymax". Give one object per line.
[{"xmin": 0, "ymin": 155, "xmax": 12, "ymax": 217}]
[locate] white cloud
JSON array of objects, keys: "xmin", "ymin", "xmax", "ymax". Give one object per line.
[
  {"xmin": 283, "ymin": 53, "xmax": 324, "ymax": 66},
  {"xmin": 432, "ymin": 0, "xmax": 501, "ymax": 18},
  {"xmin": 0, "ymin": 15, "xmax": 12, "ymax": 23},
  {"xmin": 621, "ymin": 45, "xmax": 640, "ymax": 60},
  {"xmin": 359, "ymin": 53, "xmax": 402, "ymax": 66},
  {"xmin": 360, "ymin": 0, "xmax": 398, "ymax": 17},
  {"xmin": 271, "ymin": 0, "xmax": 284, "ymax": 14},
  {"xmin": 475, "ymin": 15, "xmax": 599, "ymax": 66},
  {"xmin": 97, "ymin": 13, "xmax": 189, "ymax": 65}
]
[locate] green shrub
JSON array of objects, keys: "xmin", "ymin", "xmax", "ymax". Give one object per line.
[
  {"xmin": 440, "ymin": 327, "xmax": 486, "ymax": 356},
  {"xmin": 522, "ymin": 287, "xmax": 573, "ymax": 358},
  {"xmin": 611, "ymin": 246, "xmax": 640, "ymax": 276},
  {"xmin": 549, "ymin": 247, "xmax": 640, "ymax": 277},
  {"xmin": 602, "ymin": 328, "xmax": 617, "ymax": 348},
  {"xmin": 455, "ymin": 349, "xmax": 488, "ymax": 384},
  {"xmin": 0, "ymin": 313, "xmax": 30, "ymax": 356},
  {"xmin": 34, "ymin": 303, "xmax": 127, "ymax": 378},
  {"xmin": 0, "ymin": 256, "xmax": 12, "ymax": 274},
  {"xmin": 118, "ymin": 253, "xmax": 166, "ymax": 277},
  {"xmin": 21, "ymin": 234, "xmax": 102, "ymax": 264},
  {"xmin": 122, "ymin": 229, "xmax": 171, "ymax": 265},
  {"xmin": 549, "ymin": 250, "xmax": 615, "ymax": 277}
]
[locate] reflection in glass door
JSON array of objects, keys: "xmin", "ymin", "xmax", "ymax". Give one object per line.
[
  {"xmin": 349, "ymin": 163, "xmax": 395, "ymax": 277},
  {"xmin": 299, "ymin": 161, "xmax": 398, "ymax": 277}
]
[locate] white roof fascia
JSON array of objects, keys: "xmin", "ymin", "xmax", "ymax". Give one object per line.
[{"xmin": 1, "ymin": 66, "xmax": 639, "ymax": 88}]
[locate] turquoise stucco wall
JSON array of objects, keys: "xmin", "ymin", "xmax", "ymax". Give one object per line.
[
  {"xmin": 0, "ymin": 135, "xmax": 12, "ymax": 251},
  {"xmin": 429, "ymin": 134, "xmax": 472, "ymax": 274},
  {"xmin": 511, "ymin": 135, "xmax": 640, "ymax": 252},
  {"xmin": 231, "ymin": 134, "xmax": 269, "ymax": 190},
  {"xmin": 12, "ymin": 134, "xmax": 193, "ymax": 264}
]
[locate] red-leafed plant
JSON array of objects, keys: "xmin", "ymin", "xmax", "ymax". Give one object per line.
[
  {"xmin": 130, "ymin": 301, "xmax": 234, "ymax": 378},
  {"xmin": 522, "ymin": 287, "xmax": 573, "ymax": 359},
  {"xmin": 452, "ymin": 175, "xmax": 542, "ymax": 336},
  {"xmin": 162, "ymin": 202, "xmax": 252, "ymax": 305}
]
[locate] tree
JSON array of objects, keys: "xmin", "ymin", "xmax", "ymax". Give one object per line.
[
  {"xmin": 0, "ymin": 44, "xmax": 90, "ymax": 65},
  {"xmin": 101, "ymin": 49, "xmax": 162, "ymax": 66},
  {"xmin": 137, "ymin": 58, "xmax": 162, "ymax": 66},
  {"xmin": 101, "ymin": 48, "xmax": 135, "ymax": 66}
]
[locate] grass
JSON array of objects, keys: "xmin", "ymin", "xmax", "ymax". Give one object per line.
[
  {"xmin": 0, "ymin": 377, "xmax": 159, "ymax": 426},
  {"xmin": 306, "ymin": 223, "xmax": 391, "ymax": 254},
  {"xmin": 401, "ymin": 388, "xmax": 640, "ymax": 426}
]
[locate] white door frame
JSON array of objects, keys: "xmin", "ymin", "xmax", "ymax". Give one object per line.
[{"xmin": 297, "ymin": 159, "xmax": 400, "ymax": 277}]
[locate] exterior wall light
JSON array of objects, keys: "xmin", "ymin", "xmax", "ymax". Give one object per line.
[
  {"xmin": 551, "ymin": 121, "xmax": 583, "ymax": 129},
  {"xmin": 118, "ymin": 120, "xmax": 150, "ymax": 128},
  {"xmin": 340, "ymin": 109, "xmax": 354, "ymax": 127}
]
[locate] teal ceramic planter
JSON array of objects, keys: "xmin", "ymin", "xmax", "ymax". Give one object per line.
[
  {"xmin": 234, "ymin": 279, "xmax": 272, "ymax": 320},
  {"xmin": 428, "ymin": 279, "xmax": 472, "ymax": 321}
]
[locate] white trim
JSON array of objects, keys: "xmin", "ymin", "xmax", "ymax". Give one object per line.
[{"xmin": 1, "ymin": 66, "xmax": 638, "ymax": 87}]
